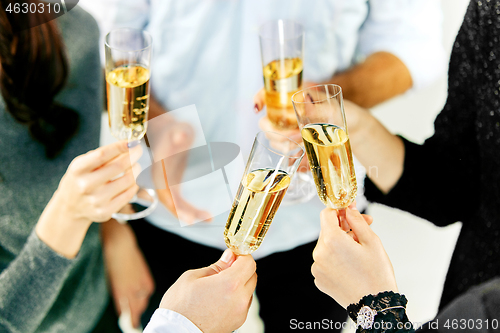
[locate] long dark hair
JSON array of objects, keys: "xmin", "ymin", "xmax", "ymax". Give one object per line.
[{"xmin": 0, "ymin": 0, "xmax": 79, "ymax": 158}]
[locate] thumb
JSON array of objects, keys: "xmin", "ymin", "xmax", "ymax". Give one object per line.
[
  {"xmin": 346, "ymin": 207, "xmax": 374, "ymax": 244},
  {"xmin": 193, "ymin": 249, "xmax": 237, "ymax": 278}
]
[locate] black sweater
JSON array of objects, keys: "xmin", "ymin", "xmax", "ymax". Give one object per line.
[{"xmin": 365, "ymin": 0, "xmax": 500, "ymax": 310}]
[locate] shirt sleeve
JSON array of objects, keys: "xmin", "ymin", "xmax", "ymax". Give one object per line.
[
  {"xmin": 358, "ymin": 0, "xmax": 447, "ymax": 90},
  {"xmin": 0, "ymin": 230, "xmax": 74, "ymax": 333},
  {"xmin": 143, "ymin": 309, "xmax": 203, "ymax": 333},
  {"xmin": 364, "ymin": 2, "xmax": 481, "ymax": 228}
]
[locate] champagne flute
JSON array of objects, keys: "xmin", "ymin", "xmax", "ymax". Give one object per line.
[
  {"xmin": 105, "ymin": 28, "xmax": 158, "ymax": 221},
  {"xmin": 292, "ymin": 84, "xmax": 357, "ymax": 224},
  {"xmin": 259, "ymin": 19, "xmax": 315, "ymax": 204},
  {"xmin": 224, "ymin": 131, "xmax": 304, "ymax": 255}
]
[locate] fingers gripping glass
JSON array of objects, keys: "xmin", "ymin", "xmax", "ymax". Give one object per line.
[
  {"xmin": 105, "ymin": 28, "xmax": 158, "ymax": 221},
  {"xmin": 224, "ymin": 131, "xmax": 304, "ymax": 255},
  {"xmin": 292, "ymin": 84, "xmax": 357, "ymax": 220}
]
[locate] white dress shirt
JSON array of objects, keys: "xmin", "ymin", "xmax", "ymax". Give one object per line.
[
  {"xmin": 81, "ymin": 0, "xmax": 446, "ymax": 259},
  {"xmin": 143, "ymin": 309, "xmax": 202, "ymax": 333}
]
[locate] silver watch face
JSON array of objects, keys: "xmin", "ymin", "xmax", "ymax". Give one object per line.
[{"xmin": 357, "ymin": 306, "xmax": 377, "ymax": 329}]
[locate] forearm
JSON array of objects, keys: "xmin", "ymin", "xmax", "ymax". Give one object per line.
[
  {"xmin": 349, "ymin": 108, "xmax": 404, "ymax": 194},
  {"xmin": 328, "ymin": 52, "xmax": 412, "ymax": 108},
  {"xmin": 35, "ymin": 190, "xmax": 92, "ymax": 259},
  {"xmin": 100, "ymin": 218, "xmax": 138, "ymax": 250}
]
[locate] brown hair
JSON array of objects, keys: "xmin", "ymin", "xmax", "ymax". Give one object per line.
[{"xmin": 0, "ymin": 0, "xmax": 79, "ymax": 158}]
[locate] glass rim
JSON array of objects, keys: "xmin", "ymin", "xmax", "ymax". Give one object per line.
[
  {"xmin": 105, "ymin": 28, "xmax": 153, "ymax": 53},
  {"xmin": 255, "ymin": 131, "xmax": 304, "ymax": 160},
  {"xmin": 258, "ymin": 19, "xmax": 304, "ymax": 41},
  {"xmin": 291, "ymin": 84, "xmax": 343, "ymax": 104}
]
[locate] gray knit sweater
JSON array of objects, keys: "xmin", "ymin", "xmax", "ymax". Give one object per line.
[{"xmin": 0, "ymin": 7, "xmax": 107, "ymax": 333}]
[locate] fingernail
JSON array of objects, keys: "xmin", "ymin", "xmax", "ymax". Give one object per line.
[
  {"xmin": 221, "ymin": 249, "xmax": 233, "ymax": 263},
  {"xmin": 351, "ymin": 206, "xmax": 358, "ymax": 211},
  {"xmin": 254, "ymin": 104, "xmax": 259, "ymax": 113}
]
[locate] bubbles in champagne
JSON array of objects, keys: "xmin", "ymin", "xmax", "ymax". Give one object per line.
[
  {"xmin": 224, "ymin": 168, "xmax": 290, "ymax": 255},
  {"xmin": 301, "ymin": 123, "xmax": 357, "ymax": 209},
  {"xmin": 263, "ymin": 57, "xmax": 303, "ymax": 129},
  {"xmin": 106, "ymin": 65, "xmax": 150, "ymax": 141}
]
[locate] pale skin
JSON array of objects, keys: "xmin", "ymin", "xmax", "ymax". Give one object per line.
[
  {"xmin": 101, "ymin": 220, "xmax": 155, "ymax": 328},
  {"xmin": 312, "ymin": 207, "xmax": 398, "ymax": 308},
  {"xmin": 159, "ymin": 249, "xmax": 257, "ymax": 333},
  {"xmin": 35, "ymin": 141, "xmax": 141, "ymax": 259}
]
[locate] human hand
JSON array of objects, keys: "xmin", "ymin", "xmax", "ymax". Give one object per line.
[
  {"xmin": 312, "ymin": 207, "xmax": 398, "ymax": 308},
  {"xmin": 101, "ymin": 220, "xmax": 155, "ymax": 328},
  {"xmin": 254, "ymin": 88, "xmax": 308, "ymax": 173},
  {"xmin": 253, "ymin": 82, "xmax": 318, "ymax": 114},
  {"xmin": 159, "ymin": 250, "xmax": 257, "ymax": 333},
  {"xmin": 36, "ymin": 141, "xmax": 142, "ymax": 258},
  {"xmin": 55, "ymin": 140, "xmax": 142, "ymax": 223}
]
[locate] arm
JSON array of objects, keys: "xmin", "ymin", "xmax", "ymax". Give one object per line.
[
  {"xmin": 362, "ymin": 1, "xmax": 481, "ymax": 227},
  {"xmin": 101, "ymin": 220, "xmax": 155, "ymax": 329},
  {"xmin": 327, "ymin": 52, "xmax": 412, "ymax": 108},
  {"xmin": 345, "ymin": 101, "xmax": 405, "ymax": 194},
  {"xmin": 0, "ymin": 142, "xmax": 140, "ymax": 332},
  {"xmin": 327, "ymin": 0, "xmax": 446, "ymax": 108}
]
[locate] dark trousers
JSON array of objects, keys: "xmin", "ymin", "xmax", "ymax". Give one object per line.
[{"xmin": 130, "ymin": 220, "xmax": 347, "ymax": 332}]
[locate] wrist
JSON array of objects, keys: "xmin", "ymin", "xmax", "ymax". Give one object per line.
[
  {"xmin": 347, "ymin": 291, "xmax": 411, "ymax": 332},
  {"xmin": 35, "ymin": 192, "xmax": 92, "ymax": 259}
]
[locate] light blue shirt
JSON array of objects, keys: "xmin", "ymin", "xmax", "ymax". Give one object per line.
[{"xmin": 83, "ymin": 0, "xmax": 445, "ymax": 259}]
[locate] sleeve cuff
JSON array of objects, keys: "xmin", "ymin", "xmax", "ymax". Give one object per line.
[
  {"xmin": 143, "ymin": 308, "xmax": 203, "ymax": 333},
  {"xmin": 27, "ymin": 229, "xmax": 75, "ymax": 267}
]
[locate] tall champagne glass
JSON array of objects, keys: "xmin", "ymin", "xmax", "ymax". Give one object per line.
[
  {"xmin": 259, "ymin": 19, "xmax": 314, "ymax": 204},
  {"xmin": 224, "ymin": 131, "xmax": 304, "ymax": 255},
  {"xmin": 259, "ymin": 19, "xmax": 304, "ymax": 129},
  {"xmin": 105, "ymin": 28, "xmax": 158, "ymax": 221},
  {"xmin": 292, "ymin": 84, "xmax": 357, "ymax": 222}
]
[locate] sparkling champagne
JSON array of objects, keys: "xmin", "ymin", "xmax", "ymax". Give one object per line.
[
  {"xmin": 301, "ymin": 123, "xmax": 357, "ymax": 209},
  {"xmin": 224, "ymin": 168, "xmax": 290, "ymax": 255},
  {"xmin": 263, "ymin": 57, "xmax": 303, "ymax": 129},
  {"xmin": 106, "ymin": 65, "xmax": 150, "ymax": 140}
]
